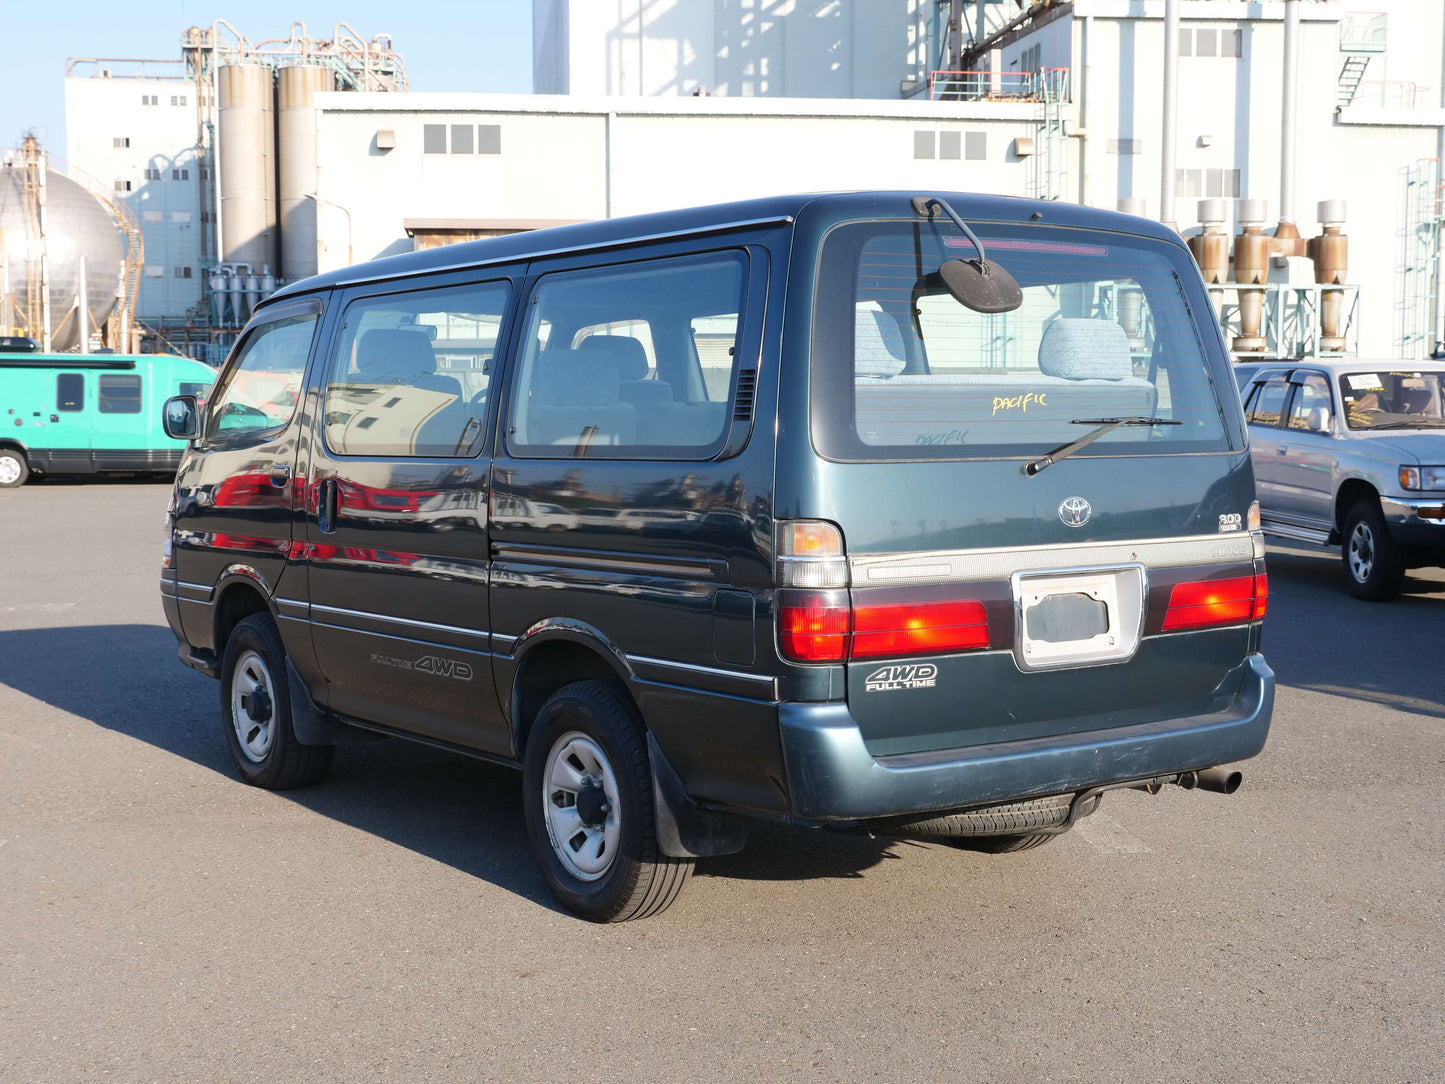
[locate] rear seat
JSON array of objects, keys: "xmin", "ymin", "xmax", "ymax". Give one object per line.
[
  {"xmin": 527, "ymin": 349, "xmax": 637, "ymax": 448},
  {"xmin": 854, "ymin": 316, "xmax": 1157, "ymax": 445}
]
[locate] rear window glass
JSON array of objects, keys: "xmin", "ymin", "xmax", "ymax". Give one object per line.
[{"xmin": 811, "ymin": 221, "xmax": 1234, "ymax": 461}]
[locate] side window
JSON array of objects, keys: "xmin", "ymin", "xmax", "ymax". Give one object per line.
[
  {"xmin": 57, "ymin": 373, "xmax": 84, "ymax": 412},
  {"xmin": 323, "ymin": 281, "xmax": 509, "ymax": 458},
  {"xmin": 179, "ymin": 381, "xmax": 212, "ymax": 402},
  {"xmin": 507, "ymin": 250, "xmax": 748, "ymax": 459},
  {"xmin": 1248, "ymin": 378, "xmax": 1288, "ymax": 428},
  {"xmin": 1287, "ymin": 374, "xmax": 1332, "ymax": 431},
  {"xmin": 205, "ymin": 311, "xmax": 317, "ymax": 439},
  {"xmin": 98, "ymin": 374, "xmax": 142, "ymax": 414}
]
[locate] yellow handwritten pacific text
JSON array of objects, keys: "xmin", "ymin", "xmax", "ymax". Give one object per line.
[{"xmin": 991, "ymin": 391, "xmax": 1048, "ymax": 416}]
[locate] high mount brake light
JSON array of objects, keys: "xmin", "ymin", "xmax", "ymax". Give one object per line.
[{"xmin": 1162, "ymin": 574, "xmax": 1268, "ymax": 631}]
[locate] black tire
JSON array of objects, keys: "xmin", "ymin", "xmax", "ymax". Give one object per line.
[
  {"xmin": 522, "ymin": 680, "xmax": 693, "ymax": 922},
  {"xmin": 0, "ymin": 448, "xmax": 30, "ymax": 488},
  {"xmin": 884, "ymin": 794, "xmax": 1076, "ymax": 854},
  {"xmin": 219, "ymin": 613, "xmax": 334, "ymax": 789},
  {"xmin": 1342, "ymin": 498, "xmax": 1406, "ymax": 601},
  {"xmin": 955, "ymin": 832, "xmax": 1058, "ymax": 853}
]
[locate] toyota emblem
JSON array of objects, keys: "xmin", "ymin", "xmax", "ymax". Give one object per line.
[{"xmin": 1058, "ymin": 496, "xmax": 1092, "ymax": 528}]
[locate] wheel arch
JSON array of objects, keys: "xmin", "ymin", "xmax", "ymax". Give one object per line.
[
  {"xmin": 508, "ymin": 620, "xmax": 636, "ymax": 758},
  {"xmin": 212, "ymin": 577, "xmax": 275, "ymax": 657},
  {"xmin": 1335, "ymin": 476, "xmax": 1380, "ymax": 533}
]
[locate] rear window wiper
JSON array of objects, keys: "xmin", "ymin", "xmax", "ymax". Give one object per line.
[{"xmin": 1026, "ymin": 417, "xmax": 1183, "ymax": 476}]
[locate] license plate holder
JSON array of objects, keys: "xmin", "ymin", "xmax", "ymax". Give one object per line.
[{"xmin": 1012, "ymin": 564, "xmax": 1146, "ymax": 672}]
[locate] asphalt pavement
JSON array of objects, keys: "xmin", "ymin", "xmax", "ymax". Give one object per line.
[{"xmin": 1, "ymin": 482, "xmax": 1441, "ymax": 1082}]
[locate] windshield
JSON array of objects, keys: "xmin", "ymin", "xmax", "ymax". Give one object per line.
[
  {"xmin": 1338, "ymin": 370, "xmax": 1445, "ymax": 430},
  {"xmin": 810, "ymin": 220, "xmax": 1234, "ymax": 461}
]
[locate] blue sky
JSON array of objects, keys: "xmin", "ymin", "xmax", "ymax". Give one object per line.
[{"xmin": 2, "ymin": 0, "xmax": 533, "ymax": 153}]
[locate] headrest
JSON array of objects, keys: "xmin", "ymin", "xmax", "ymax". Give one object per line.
[
  {"xmin": 357, "ymin": 329, "xmax": 437, "ymax": 375},
  {"xmin": 1038, "ymin": 318, "xmax": 1133, "ymax": 381},
  {"xmin": 534, "ymin": 349, "xmax": 620, "ymax": 406},
  {"xmin": 578, "ymin": 335, "xmax": 650, "ymax": 380},
  {"xmin": 854, "ymin": 308, "xmax": 908, "ymax": 379}
]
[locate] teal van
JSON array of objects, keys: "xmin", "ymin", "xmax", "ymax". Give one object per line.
[{"xmin": 0, "ymin": 353, "xmax": 215, "ymax": 487}]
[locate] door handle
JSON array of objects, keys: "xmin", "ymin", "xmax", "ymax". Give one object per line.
[
  {"xmin": 270, "ymin": 464, "xmax": 292, "ymax": 488},
  {"xmin": 317, "ymin": 478, "xmax": 340, "ymax": 534}
]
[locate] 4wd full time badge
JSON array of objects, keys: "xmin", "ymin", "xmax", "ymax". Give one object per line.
[{"xmin": 865, "ymin": 663, "xmax": 938, "ymax": 692}]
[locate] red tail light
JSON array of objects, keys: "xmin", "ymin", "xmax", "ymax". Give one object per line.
[
  {"xmin": 778, "ymin": 590, "xmax": 850, "ymax": 662},
  {"xmin": 1163, "ymin": 574, "xmax": 1268, "ymax": 631},
  {"xmin": 851, "ymin": 598, "xmax": 989, "ymax": 659},
  {"xmin": 779, "ymin": 589, "xmax": 990, "ymax": 662}
]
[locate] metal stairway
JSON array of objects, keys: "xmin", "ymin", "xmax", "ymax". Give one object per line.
[{"xmin": 1337, "ymin": 54, "xmax": 1370, "ymax": 107}]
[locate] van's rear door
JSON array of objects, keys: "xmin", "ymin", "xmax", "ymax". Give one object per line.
[{"xmin": 799, "ymin": 215, "xmax": 1263, "ymax": 757}]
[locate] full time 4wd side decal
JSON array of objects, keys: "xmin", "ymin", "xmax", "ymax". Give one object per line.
[
  {"xmin": 370, "ymin": 653, "xmax": 474, "ymax": 681},
  {"xmin": 865, "ymin": 663, "xmax": 938, "ymax": 693}
]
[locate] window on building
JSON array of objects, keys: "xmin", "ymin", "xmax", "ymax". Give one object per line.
[
  {"xmin": 1222, "ymin": 29, "xmax": 1243, "ymax": 57},
  {"xmin": 143, "ymin": 211, "xmax": 162, "ymax": 223},
  {"xmin": 478, "ymin": 124, "xmax": 501, "ymax": 154},
  {"xmin": 144, "ymin": 266, "xmax": 165, "ymax": 278},
  {"xmin": 113, "ymin": 137, "xmax": 130, "ymax": 148},
  {"xmin": 1180, "ymin": 29, "xmax": 1192, "ymax": 57},
  {"xmin": 507, "ymin": 251, "xmax": 748, "ymax": 460},
  {"xmin": 174, "ymin": 267, "xmax": 193, "ymax": 279},
  {"xmin": 98, "ymin": 374, "xmax": 142, "ymax": 414},
  {"xmin": 172, "ymin": 168, "xmax": 189, "ymax": 181},
  {"xmin": 114, "ymin": 180, "xmax": 132, "ymax": 192},
  {"xmin": 171, "ymin": 95, "xmax": 187, "ymax": 106},
  {"xmin": 323, "ymin": 282, "xmax": 511, "ymax": 457},
  {"xmin": 965, "ymin": 132, "xmax": 987, "ymax": 160},
  {"xmin": 172, "ymin": 211, "xmax": 192, "ymax": 224},
  {"xmin": 141, "ymin": 94, "xmax": 158, "ymax": 106},
  {"xmin": 423, "ymin": 124, "xmax": 447, "ymax": 154},
  {"xmin": 939, "ymin": 131, "xmax": 961, "ymax": 160},
  {"xmin": 450, "ymin": 124, "xmax": 473, "ymax": 154},
  {"xmin": 144, "ymin": 168, "xmax": 162, "ymax": 181},
  {"xmin": 201, "ymin": 211, "xmax": 212, "ymax": 224},
  {"xmin": 1206, "ymin": 168, "xmax": 1242, "ymax": 198},
  {"xmin": 914, "ymin": 131, "xmax": 936, "ymax": 159},
  {"xmin": 56, "ymin": 374, "xmax": 84, "ymax": 412},
  {"xmin": 1176, "ymin": 169, "xmax": 1204, "ymax": 197},
  {"xmin": 1196, "ymin": 29, "xmax": 1218, "ymax": 57}
]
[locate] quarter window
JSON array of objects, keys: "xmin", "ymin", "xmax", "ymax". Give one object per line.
[
  {"xmin": 506, "ymin": 251, "xmax": 748, "ymax": 460},
  {"xmin": 205, "ymin": 311, "xmax": 318, "ymax": 439},
  {"xmin": 98, "ymin": 374, "xmax": 142, "ymax": 414},
  {"xmin": 323, "ymin": 282, "xmax": 509, "ymax": 457},
  {"xmin": 56, "ymin": 373, "xmax": 84, "ymax": 412}
]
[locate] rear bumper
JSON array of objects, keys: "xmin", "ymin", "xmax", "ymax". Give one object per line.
[{"xmin": 777, "ymin": 653, "xmax": 1274, "ymax": 821}]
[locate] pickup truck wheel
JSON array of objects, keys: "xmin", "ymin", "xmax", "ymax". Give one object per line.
[
  {"xmin": 1342, "ymin": 499, "xmax": 1406, "ymax": 601},
  {"xmin": 522, "ymin": 680, "xmax": 693, "ymax": 922},
  {"xmin": 220, "ymin": 613, "xmax": 334, "ymax": 789},
  {"xmin": 0, "ymin": 448, "xmax": 29, "ymax": 488}
]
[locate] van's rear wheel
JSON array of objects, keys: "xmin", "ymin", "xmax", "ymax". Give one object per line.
[
  {"xmin": 1342, "ymin": 499, "xmax": 1406, "ymax": 601},
  {"xmin": 219, "ymin": 613, "xmax": 333, "ymax": 789},
  {"xmin": 0, "ymin": 448, "xmax": 29, "ymax": 488},
  {"xmin": 522, "ymin": 680, "xmax": 693, "ymax": 922}
]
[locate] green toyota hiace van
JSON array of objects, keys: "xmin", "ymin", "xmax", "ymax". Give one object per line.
[{"xmin": 160, "ymin": 192, "xmax": 1274, "ymax": 921}]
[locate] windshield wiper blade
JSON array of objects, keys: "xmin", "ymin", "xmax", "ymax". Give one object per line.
[
  {"xmin": 1365, "ymin": 419, "xmax": 1445, "ymax": 430},
  {"xmin": 1025, "ymin": 417, "xmax": 1183, "ymax": 477}
]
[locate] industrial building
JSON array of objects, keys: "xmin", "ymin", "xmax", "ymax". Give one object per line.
[{"xmin": 18, "ymin": 0, "xmax": 1445, "ymax": 365}]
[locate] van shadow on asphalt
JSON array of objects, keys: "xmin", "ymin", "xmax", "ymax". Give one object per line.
[
  {"xmin": 1262, "ymin": 545, "xmax": 1444, "ymax": 719},
  {"xmin": 0, "ymin": 624, "xmax": 898, "ymax": 906}
]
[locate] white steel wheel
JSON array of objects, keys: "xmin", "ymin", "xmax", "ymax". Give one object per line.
[
  {"xmin": 1347, "ymin": 519, "xmax": 1375, "ymax": 584},
  {"xmin": 542, "ymin": 731, "xmax": 623, "ymax": 881},
  {"xmin": 0, "ymin": 450, "xmax": 27, "ymax": 487},
  {"xmin": 229, "ymin": 648, "xmax": 277, "ymax": 764}
]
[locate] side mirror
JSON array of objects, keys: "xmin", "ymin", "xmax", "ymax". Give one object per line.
[
  {"xmin": 1307, "ymin": 406, "xmax": 1332, "ymax": 433},
  {"xmin": 163, "ymin": 395, "xmax": 199, "ymax": 440}
]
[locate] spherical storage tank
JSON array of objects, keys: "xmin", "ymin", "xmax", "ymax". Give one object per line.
[{"xmin": 0, "ymin": 166, "xmax": 124, "ymax": 352}]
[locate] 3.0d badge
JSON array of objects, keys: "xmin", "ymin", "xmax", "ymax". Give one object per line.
[{"xmin": 1058, "ymin": 496, "xmax": 1092, "ymax": 527}]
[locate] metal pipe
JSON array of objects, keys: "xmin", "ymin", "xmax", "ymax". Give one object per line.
[
  {"xmin": 1280, "ymin": 0, "xmax": 1301, "ymax": 228},
  {"xmin": 1080, "ymin": 14, "xmax": 1093, "ymax": 205},
  {"xmin": 77, "ymin": 255, "xmax": 88, "ymax": 354},
  {"xmin": 1435, "ymin": 9, "xmax": 1445, "ymax": 353},
  {"xmin": 1161, "ymin": 0, "xmax": 1180, "ymax": 230},
  {"xmin": 950, "ymin": 0, "xmax": 963, "ymax": 70},
  {"xmin": 1196, "ymin": 768, "xmax": 1243, "ymax": 794},
  {"xmin": 38, "ymin": 149, "xmax": 51, "ymax": 353},
  {"xmin": 974, "ymin": 0, "xmax": 985, "ymax": 48}
]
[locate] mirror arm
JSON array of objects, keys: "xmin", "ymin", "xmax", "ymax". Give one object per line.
[{"xmin": 919, "ymin": 196, "xmax": 991, "ymax": 272}]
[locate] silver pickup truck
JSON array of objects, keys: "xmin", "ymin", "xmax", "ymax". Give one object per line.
[{"xmin": 1239, "ymin": 360, "xmax": 1445, "ymax": 600}]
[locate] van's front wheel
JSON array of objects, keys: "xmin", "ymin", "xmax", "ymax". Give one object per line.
[{"xmin": 522, "ymin": 680, "xmax": 693, "ymax": 922}]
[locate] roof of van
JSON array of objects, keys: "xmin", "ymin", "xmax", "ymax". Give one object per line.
[
  {"xmin": 266, "ymin": 190, "xmax": 1184, "ymax": 305},
  {"xmin": 0, "ymin": 353, "xmax": 214, "ymax": 372}
]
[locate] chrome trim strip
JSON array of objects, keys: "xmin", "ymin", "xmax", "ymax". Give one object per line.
[
  {"xmin": 493, "ymin": 543, "xmax": 727, "ymax": 582},
  {"xmin": 310, "ymin": 603, "xmax": 489, "ymax": 640},
  {"xmin": 627, "ymin": 654, "xmax": 777, "ymax": 697},
  {"xmin": 850, "ymin": 533, "xmax": 1258, "ymax": 587},
  {"xmin": 319, "ymin": 216, "xmax": 795, "ymax": 289},
  {"xmin": 309, "ymin": 621, "xmax": 494, "ymax": 654},
  {"xmin": 175, "ymin": 579, "xmax": 213, "ymax": 598},
  {"xmin": 274, "ymin": 597, "xmax": 309, "ymax": 616},
  {"xmin": 491, "ymin": 633, "xmax": 519, "ymax": 647}
]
